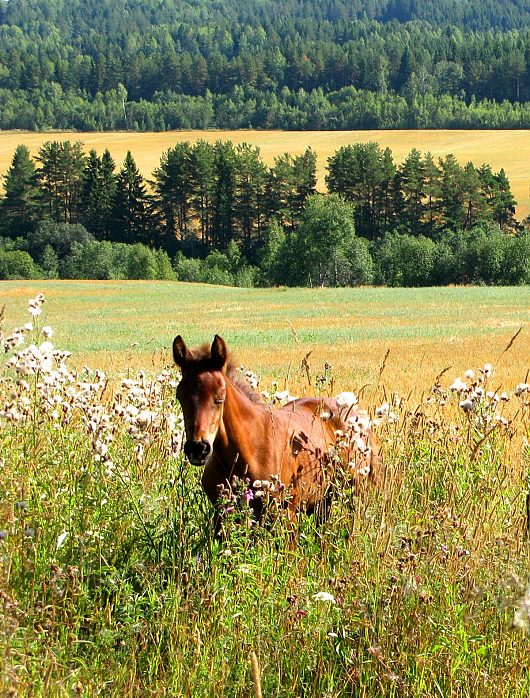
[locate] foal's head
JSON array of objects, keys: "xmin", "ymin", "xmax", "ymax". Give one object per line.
[{"xmin": 173, "ymin": 334, "xmax": 228, "ymax": 466}]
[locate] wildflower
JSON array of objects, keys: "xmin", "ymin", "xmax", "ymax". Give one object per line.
[
  {"xmin": 354, "ymin": 437, "xmax": 369, "ymax": 453},
  {"xmin": 449, "ymin": 377, "xmax": 467, "ymax": 392},
  {"xmin": 336, "ymin": 392, "xmax": 358, "ymax": 409},
  {"xmin": 375, "ymin": 403, "xmax": 390, "ymax": 418},
  {"xmin": 274, "ymin": 390, "xmax": 290, "ymax": 401},
  {"xmin": 515, "ymin": 383, "xmax": 529, "ymax": 396},
  {"xmin": 0, "ymin": 530, "xmax": 8, "ymax": 540},
  {"xmin": 483, "ymin": 364, "xmax": 492, "ymax": 378},
  {"xmin": 465, "ymin": 369, "xmax": 475, "ymax": 379},
  {"xmin": 312, "ymin": 591, "xmax": 336, "ymax": 603},
  {"xmin": 459, "ymin": 398, "xmax": 474, "ymax": 412},
  {"xmin": 136, "ymin": 410, "xmax": 157, "ymax": 427},
  {"xmin": 41, "ymin": 326, "xmax": 53, "ymax": 338}
]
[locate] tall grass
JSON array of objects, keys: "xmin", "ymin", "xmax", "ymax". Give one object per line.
[{"xmin": 1, "ymin": 295, "xmax": 530, "ymax": 696}]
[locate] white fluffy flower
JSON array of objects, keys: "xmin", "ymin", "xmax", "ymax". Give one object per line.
[
  {"xmin": 450, "ymin": 378, "xmax": 467, "ymax": 392},
  {"xmin": 336, "ymin": 392, "xmax": 358, "ymax": 409},
  {"xmin": 312, "ymin": 591, "xmax": 336, "ymax": 603}
]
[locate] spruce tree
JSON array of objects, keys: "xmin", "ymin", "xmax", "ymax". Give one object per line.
[
  {"xmin": 0, "ymin": 144, "xmax": 40, "ymax": 238},
  {"xmin": 111, "ymin": 151, "xmax": 153, "ymax": 245}
]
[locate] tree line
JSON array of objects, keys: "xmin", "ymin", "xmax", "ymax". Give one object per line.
[
  {"xmin": 1, "ymin": 140, "xmax": 529, "ymax": 286},
  {"xmin": 1, "ymin": 0, "xmax": 530, "ymax": 130}
]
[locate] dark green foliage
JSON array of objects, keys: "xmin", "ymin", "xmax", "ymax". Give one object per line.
[
  {"xmin": 60, "ymin": 240, "xmax": 175, "ymax": 280},
  {"xmin": 327, "ymin": 144, "xmax": 519, "ymax": 241},
  {"xmin": 0, "ymin": 144, "xmax": 40, "ymax": 237},
  {"xmin": 26, "ymin": 221, "xmax": 94, "ymax": 260},
  {"xmin": 35, "ymin": 141, "xmax": 85, "ymax": 224},
  {"xmin": 286, "ymin": 194, "xmax": 375, "ymax": 287},
  {"xmin": 0, "ymin": 248, "xmax": 40, "ymax": 279},
  {"xmin": 111, "ymin": 151, "xmax": 155, "ymax": 245},
  {"xmin": 2, "ymin": 139, "xmax": 527, "ymax": 287},
  {"xmin": 1, "ymin": 1, "xmax": 530, "ymax": 129},
  {"xmin": 152, "ymin": 143, "xmax": 195, "ymax": 247},
  {"xmin": 326, "ymin": 143, "xmax": 396, "ymax": 239},
  {"xmin": 375, "ymin": 232, "xmax": 437, "ymax": 286},
  {"xmin": 80, "ymin": 149, "xmax": 117, "ymax": 240}
]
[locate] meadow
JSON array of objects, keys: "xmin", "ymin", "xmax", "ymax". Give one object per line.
[
  {"xmin": 1, "ymin": 281, "xmax": 530, "ymax": 696},
  {"xmin": 1, "ymin": 129, "xmax": 529, "ymax": 220}
]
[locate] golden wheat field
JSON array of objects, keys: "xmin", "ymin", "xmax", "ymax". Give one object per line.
[{"xmin": 1, "ymin": 129, "xmax": 530, "ymax": 219}]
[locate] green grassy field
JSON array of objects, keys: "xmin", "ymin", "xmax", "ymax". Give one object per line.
[
  {"xmin": 2, "ymin": 280, "xmax": 529, "ymax": 395},
  {"xmin": 1, "ymin": 282, "xmax": 530, "ymax": 696}
]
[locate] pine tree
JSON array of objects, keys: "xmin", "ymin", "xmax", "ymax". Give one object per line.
[
  {"xmin": 462, "ymin": 162, "xmax": 488, "ymax": 229},
  {"xmin": 422, "ymin": 152, "xmax": 441, "ymax": 237},
  {"xmin": 212, "ymin": 141, "xmax": 237, "ymax": 250},
  {"xmin": 233, "ymin": 143, "xmax": 268, "ymax": 258},
  {"xmin": 491, "ymin": 168, "xmax": 518, "ymax": 231},
  {"xmin": 438, "ymin": 154, "xmax": 467, "ymax": 230},
  {"xmin": 152, "ymin": 142, "xmax": 195, "ymax": 247},
  {"xmin": 398, "ymin": 148, "xmax": 426, "ymax": 235},
  {"xmin": 191, "ymin": 140, "xmax": 216, "ymax": 248},
  {"xmin": 36, "ymin": 141, "xmax": 85, "ymax": 224}
]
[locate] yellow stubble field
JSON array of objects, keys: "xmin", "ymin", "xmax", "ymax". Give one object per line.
[{"xmin": 1, "ymin": 129, "xmax": 529, "ymax": 219}]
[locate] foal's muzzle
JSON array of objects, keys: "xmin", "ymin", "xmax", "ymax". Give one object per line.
[{"xmin": 183, "ymin": 439, "xmax": 212, "ymax": 466}]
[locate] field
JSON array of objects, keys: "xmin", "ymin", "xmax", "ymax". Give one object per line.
[
  {"xmin": 1, "ymin": 129, "xmax": 530, "ymax": 220},
  {"xmin": 1, "ymin": 281, "xmax": 530, "ymax": 696},
  {"xmin": 2, "ymin": 281, "xmax": 530, "ymax": 396}
]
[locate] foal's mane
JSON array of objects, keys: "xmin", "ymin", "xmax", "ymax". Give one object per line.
[{"xmin": 189, "ymin": 343, "xmax": 262, "ymax": 403}]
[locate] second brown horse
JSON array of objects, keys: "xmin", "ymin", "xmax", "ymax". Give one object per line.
[{"xmin": 173, "ymin": 334, "xmax": 382, "ymax": 519}]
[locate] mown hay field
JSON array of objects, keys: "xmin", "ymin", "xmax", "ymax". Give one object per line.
[
  {"xmin": 1, "ymin": 281, "xmax": 530, "ymax": 697},
  {"xmin": 1, "ymin": 129, "xmax": 530, "ymax": 220}
]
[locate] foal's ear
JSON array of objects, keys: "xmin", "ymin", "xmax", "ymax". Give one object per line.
[
  {"xmin": 211, "ymin": 335, "xmax": 228, "ymax": 371},
  {"xmin": 173, "ymin": 335, "xmax": 192, "ymax": 369}
]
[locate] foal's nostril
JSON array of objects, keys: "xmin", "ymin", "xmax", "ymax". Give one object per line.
[{"xmin": 184, "ymin": 439, "xmax": 211, "ymax": 464}]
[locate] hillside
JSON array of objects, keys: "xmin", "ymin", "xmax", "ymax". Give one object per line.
[{"xmin": 1, "ymin": 0, "xmax": 530, "ymax": 130}]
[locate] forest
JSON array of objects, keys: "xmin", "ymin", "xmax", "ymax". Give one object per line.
[
  {"xmin": 1, "ymin": 0, "xmax": 530, "ymax": 129},
  {"xmin": 1, "ymin": 139, "xmax": 529, "ymax": 286}
]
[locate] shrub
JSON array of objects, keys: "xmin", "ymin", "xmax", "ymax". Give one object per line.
[
  {"xmin": 0, "ymin": 249, "xmax": 40, "ymax": 279},
  {"xmin": 375, "ymin": 233, "xmax": 436, "ymax": 286}
]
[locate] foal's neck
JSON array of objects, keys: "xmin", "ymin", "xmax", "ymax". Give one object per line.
[{"xmin": 216, "ymin": 375, "xmax": 269, "ymax": 478}]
